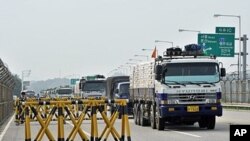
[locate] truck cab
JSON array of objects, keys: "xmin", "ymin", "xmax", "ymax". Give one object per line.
[
  {"xmin": 114, "ymin": 82, "xmax": 130, "ymax": 99},
  {"xmin": 106, "ymin": 76, "xmax": 133, "ymax": 116},
  {"xmin": 81, "ymin": 80, "xmax": 106, "ymax": 98},
  {"xmin": 55, "ymin": 87, "xmax": 74, "ymax": 99},
  {"xmin": 79, "ymin": 75, "xmax": 106, "ymax": 98}
]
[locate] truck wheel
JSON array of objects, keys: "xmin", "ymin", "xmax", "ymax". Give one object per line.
[
  {"xmin": 118, "ymin": 113, "xmax": 122, "ymax": 119},
  {"xmin": 150, "ymin": 104, "xmax": 156, "ymax": 129},
  {"xmin": 140, "ymin": 104, "xmax": 147, "ymax": 126},
  {"xmin": 156, "ymin": 109, "xmax": 165, "ymax": 130},
  {"xmin": 206, "ymin": 116, "xmax": 215, "ymax": 130},
  {"xmin": 110, "ymin": 106, "xmax": 114, "ymax": 116},
  {"xmin": 198, "ymin": 118, "xmax": 207, "ymax": 128},
  {"xmin": 134, "ymin": 104, "xmax": 138, "ymax": 125}
]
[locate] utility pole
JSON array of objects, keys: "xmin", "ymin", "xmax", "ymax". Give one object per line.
[{"xmin": 242, "ymin": 34, "xmax": 248, "ymax": 80}]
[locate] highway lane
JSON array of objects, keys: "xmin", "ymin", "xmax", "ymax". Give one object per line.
[{"xmin": 1, "ymin": 109, "xmax": 250, "ymax": 141}]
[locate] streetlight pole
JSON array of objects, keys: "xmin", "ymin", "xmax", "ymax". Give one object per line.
[
  {"xmin": 126, "ymin": 62, "xmax": 136, "ymax": 75},
  {"xmin": 178, "ymin": 29, "xmax": 201, "ymax": 45},
  {"xmin": 178, "ymin": 29, "xmax": 201, "ymax": 33},
  {"xmin": 214, "ymin": 14, "xmax": 241, "ymax": 80},
  {"xmin": 126, "ymin": 62, "xmax": 136, "ymax": 65},
  {"xmin": 142, "ymin": 48, "xmax": 158, "ymax": 59},
  {"xmin": 142, "ymin": 48, "xmax": 153, "ymax": 51},
  {"xmin": 155, "ymin": 40, "xmax": 174, "ymax": 47},
  {"xmin": 129, "ymin": 59, "xmax": 142, "ymax": 62}
]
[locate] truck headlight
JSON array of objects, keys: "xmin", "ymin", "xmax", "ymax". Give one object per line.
[
  {"xmin": 205, "ymin": 99, "xmax": 217, "ymax": 103},
  {"xmin": 160, "ymin": 99, "xmax": 179, "ymax": 104},
  {"xmin": 167, "ymin": 99, "xmax": 179, "ymax": 104}
]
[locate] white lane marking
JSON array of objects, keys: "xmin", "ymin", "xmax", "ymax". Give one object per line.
[
  {"xmin": 66, "ymin": 121, "xmax": 91, "ymax": 137},
  {"xmin": 128, "ymin": 119, "xmax": 201, "ymax": 138},
  {"xmin": 0, "ymin": 114, "xmax": 15, "ymax": 140},
  {"xmin": 168, "ymin": 130, "xmax": 201, "ymax": 138},
  {"xmin": 129, "ymin": 119, "xmax": 200, "ymax": 138}
]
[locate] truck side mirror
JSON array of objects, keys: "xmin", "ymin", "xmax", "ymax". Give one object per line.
[
  {"xmin": 114, "ymin": 89, "xmax": 119, "ymax": 94},
  {"xmin": 220, "ymin": 68, "xmax": 226, "ymax": 77},
  {"xmin": 155, "ymin": 65, "xmax": 162, "ymax": 81}
]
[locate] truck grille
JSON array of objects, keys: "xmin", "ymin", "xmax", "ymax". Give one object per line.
[{"xmin": 169, "ymin": 93, "xmax": 216, "ymax": 104}]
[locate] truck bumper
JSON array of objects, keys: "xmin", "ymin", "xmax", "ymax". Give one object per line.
[{"xmin": 160, "ymin": 104, "xmax": 222, "ymax": 118}]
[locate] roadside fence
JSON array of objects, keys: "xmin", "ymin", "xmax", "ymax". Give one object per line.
[
  {"xmin": 0, "ymin": 58, "xmax": 15, "ymax": 125},
  {"xmin": 221, "ymin": 80, "xmax": 250, "ymax": 104}
]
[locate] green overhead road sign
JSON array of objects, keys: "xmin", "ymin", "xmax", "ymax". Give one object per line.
[
  {"xmin": 216, "ymin": 27, "xmax": 235, "ymax": 34},
  {"xmin": 198, "ymin": 34, "xmax": 235, "ymax": 57},
  {"xmin": 70, "ymin": 78, "xmax": 80, "ymax": 85}
]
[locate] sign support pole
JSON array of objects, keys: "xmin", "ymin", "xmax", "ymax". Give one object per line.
[{"xmin": 242, "ymin": 34, "xmax": 248, "ymax": 80}]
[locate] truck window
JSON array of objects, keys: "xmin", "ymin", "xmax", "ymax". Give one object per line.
[
  {"xmin": 120, "ymin": 84, "xmax": 129, "ymax": 94},
  {"xmin": 164, "ymin": 63, "xmax": 219, "ymax": 83},
  {"xmin": 83, "ymin": 82, "xmax": 105, "ymax": 92},
  {"xmin": 165, "ymin": 63, "xmax": 218, "ymax": 76},
  {"xmin": 57, "ymin": 88, "xmax": 73, "ymax": 95}
]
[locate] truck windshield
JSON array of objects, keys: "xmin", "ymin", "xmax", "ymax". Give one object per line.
[
  {"xmin": 57, "ymin": 88, "xmax": 73, "ymax": 94},
  {"xmin": 83, "ymin": 82, "xmax": 105, "ymax": 92},
  {"xmin": 120, "ymin": 83, "xmax": 129, "ymax": 94},
  {"xmin": 164, "ymin": 62, "xmax": 219, "ymax": 84},
  {"xmin": 26, "ymin": 90, "xmax": 36, "ymax": 97}
]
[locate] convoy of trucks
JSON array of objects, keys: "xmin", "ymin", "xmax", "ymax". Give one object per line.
[
  {"xmin": 130, "ymin": 44, "xmax": 226, "ymax": 130},
  {"xmin": 41, "ymin": 44, "xmax": 225, "ymax": 131}
]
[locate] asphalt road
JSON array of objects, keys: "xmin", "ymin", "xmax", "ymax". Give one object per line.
[{"xmin": 1, "ymin": 109, "xmax": 250, "ymax": 141}]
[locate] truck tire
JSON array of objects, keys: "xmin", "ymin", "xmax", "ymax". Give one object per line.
[
  {"xmin": 150, "ymin": 104, "xmax": 156, "ymax": 129},
  {"xmin": 199, "ymin": 116, "xmax": 216, "ymax": 130},
  {"xmin": 134, "ymin": 104, "xmax": 138, "ymax": 125},
  {"xmin": 110, "ymin": 106, "xmax": 115, "ymax": 116},
  {"xmin": 198, "ymin": 118, "xmax": 206, "ymax": 128},
  {"xmin": 156, "ymin": 109, "xmax": 165, "ymax": 130},
  {"xmin": 206, "ymin": 116, "xmax": 215, "ymax": 130},
  {"xmin": 140, "ymin": 104, "xmax": 147, "ymax": 126},
  {"xmin": 118, "ymin": 113, "xmax": 122, "ymax": 119}
]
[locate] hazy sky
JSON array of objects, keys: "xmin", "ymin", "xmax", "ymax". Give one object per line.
[{"xmin": 1, "ymin": 0, "xmax": 249, "ymax": 80}]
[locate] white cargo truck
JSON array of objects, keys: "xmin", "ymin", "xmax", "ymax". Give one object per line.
[
  {"xmin": 79, "ymin": 75, "xmax": 106, "ymax": 98},
  {"xmin": 130, "ymin": 44, "xmax": 226, "ymax": 130}
]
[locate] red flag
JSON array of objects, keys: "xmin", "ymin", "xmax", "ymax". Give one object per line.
[{"xmin": 151, "ymin": 47, "xmax": 157, "ymax": 58}]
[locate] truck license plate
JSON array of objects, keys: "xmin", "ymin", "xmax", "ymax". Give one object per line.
[{"xmin": 187, "ymin": 106, "xmax": 199, "ymax": 112}]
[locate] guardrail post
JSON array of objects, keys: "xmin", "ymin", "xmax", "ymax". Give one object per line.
[
  {"xmin": 121, "ymin": 100, "xmax": 131, "ymax": 141},
  {"xmin": 15, "ymin": 99, "xmax": 20, "ymax": 125},
  {"xmin": 25, "ymin": 105, "xmax": 31, "ymax": 141},
  {"xmin": 91, "ymin": 102, "xmax": 99, "ymax": 141},
  {"xmin": 58, "ymin": 102, "xmax": 65, "ymax": 141},
  {"xmin": 124, "ymin": 105, "xmax": 131, "ymax": 141}
]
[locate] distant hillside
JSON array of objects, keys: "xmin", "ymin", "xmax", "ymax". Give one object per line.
[{"xmin": 29, "ymin": 78, "xmax": 70, "ymax": 93}]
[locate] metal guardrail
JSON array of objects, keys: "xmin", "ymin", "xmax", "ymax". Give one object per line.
[{"xmin": 0, "ymin": 58, "xmax": 15, "ymax": 125}]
